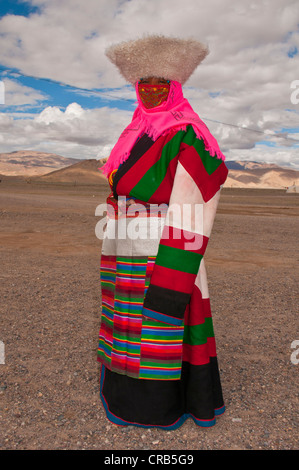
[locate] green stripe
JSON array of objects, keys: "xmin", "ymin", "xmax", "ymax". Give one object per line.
[
  {"xmin": 130, "ymin": 126, "xmax": 222, "ymax": 201},
  {"xmin": 183, "ymin": 317, "xmax": 214, "ymax": 345},
  {"xmin": 130, "ymin": 130, "xmax": 185, "ymax": 201},
  {"xmin": 101, "ymin": 280, "xmax": 115, "ymax": 288},
  {"xmin": 116, "ymin": 258, "xmax": 147, "ymax": 276},
  {"xmin": 115, "ymin": 294, "xmax": 144, "ymax": 302},
  {"xmin": 97, "ymin": 350, "xmax": 111, "ymax": 362},
  {"xmin": 140, "ymin": 359, "xmax": 182, "ymax": 367},
  {"xmin": 98, "ymin": 338, "xmax": 112, "ymax": 350},
  {"xmin": 114, "ymin": 308, "xmax": 142, "ymax": 317},
  {"xmin": 139, "ymin": 373, "xmax": 180, "ymax": 380},
  {"xmin": 100, "ymin": 313, "xmax": 113, "ymax": 327},
  {"xmin": 142, "ymin": 333, "xmax": 183, "ymax": 342},
  {"xmin": 155, "ymin": 244, "xmax": 202, "ymax": 274},
  {"xmin": 116, "ymin": 257, "xmax": 147, "ymax": 264},
  {"xmin": 112, "ymin": 341, "xmax": 141, "ymax": 351},
  {"xmin": 113, "ymin": 331, "xmax": 141, "ymax": 343},
  {"xmin": 182, "ymin": 126, "xmax": 222, "ymax": 175},
  {"xmin": 97, "ymin": 341, "xmax": 112, "ymax": 363},
  {"xmin": 114, "ymin": 308, "xmax": 142, "ymax": 316},
  {"xmin": 116, "ymin": 267, "xmax": 147, "ymax": 275},
  {"xmin": 142, "ymin": 326, "xmax": 184, "ymax": 341}
]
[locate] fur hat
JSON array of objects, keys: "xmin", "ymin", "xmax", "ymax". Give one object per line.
[{"xmin": 105, "ymin": 35, "xmax": 209, "ymax": 85}]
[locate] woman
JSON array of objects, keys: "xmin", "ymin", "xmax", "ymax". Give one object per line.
[{"xmin": 97, "ymin": 35, "xmax": 228, "ymax": 429}]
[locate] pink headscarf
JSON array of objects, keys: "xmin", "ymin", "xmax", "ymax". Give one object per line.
[{"xmin": 100, "ymin": 80, "xmax": 225, "ymax": 177}]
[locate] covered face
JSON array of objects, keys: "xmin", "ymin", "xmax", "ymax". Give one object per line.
[{"xmin": 137, "ymin": 77, "xmax": 170, "ymax": 109}]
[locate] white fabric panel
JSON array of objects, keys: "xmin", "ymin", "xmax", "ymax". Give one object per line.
[
  {"xmin": 102, "ymin": 216, "xmax": 166, "ymax": 257},
  {"xmin": 165, "ymin": 161, "xmax": 220, "ymax": 238},
  {"xmin": 194, "ymin": 258, "xmax": 210, "ymax": 299}
]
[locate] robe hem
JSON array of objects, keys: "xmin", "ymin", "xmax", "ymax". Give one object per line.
[{"xmin": 99, "ymin": 365, "xmax": 225, "ymax": 430}]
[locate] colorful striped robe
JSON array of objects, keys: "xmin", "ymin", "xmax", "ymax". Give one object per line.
[{"xmin": 98, "ymin": 124, "xmax": 228, "ymax": 428}]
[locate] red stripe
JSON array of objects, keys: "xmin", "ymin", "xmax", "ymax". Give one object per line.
[
  {"xmin": 184, "ymin": 285, "xmax": 205, "ymax": 326},
  {"xmin": 148, "ymin": 154, "xmax": 179, "ymax": 203},
  {"xmin": 208, "ymin": 337, "xmax": 217, "ymax": 357},
  {"xmin": 113, "ymin": 326, "xmax": 142, "ymax": 336},
  {"xmin": 116, "ymin": 284, "xmax": 145, "ymax": 291},
  {"xmin": 116, "ymin": 133, "xmax": 173, "ymax": 196},
  {"xmin": 111, "ymin": 355, "xmax": 140, "ymax": 374},
  {"xmin": 150, "ymin": 264, "xmax": 196, "ymax": 293},
  {"xmin": 100, "ymin": 255, "xmax": 117, "ymax": 266},
  {"xmin": 98, "ymin": 323, "xmax": 113, "ymax": 340},
  {"xmin": 160, "ymin": 225, "xmax": 209, "ymax": 254},
  {"xmin": 116, "ymin": 281, "xmax": 145, "ymax": 287},
  {"xmin": 182, "ymin": 338, "xmax": 216, "ymax": 365},
  {"xmin": 141, "ymin": 350, "xmax": 182, "ymax": 359},
  {"xmin": 203, "ymin": 298, "xmax": 212, "ymax": 318},
  {"xmin": 101, "ymin": 290, "xmax": 115, "ymax": 301},
  {"xmin": 184, "ymin": 285, "xmax": 212, "ymax": 326},
  {"xmin": 179, "ymin": 143, "xmax": 228, "ymax": 203}
]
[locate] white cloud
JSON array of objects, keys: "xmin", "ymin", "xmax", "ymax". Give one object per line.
[
  {"xmin": 0, "ymin": 101, "xmax": 298, "ymax": 168},
  {"xmin": 0, "ymin": 0, "xmax": 298, "ymax": 166},
  {"xmin": 228, "ymin": 145, "xmax": 299, "ymax": 169},
  {"xmin": 2, "ymin": 78, "xmax": 48, "ymax": 107},
  {"xmin": 0, "ymin": 103, "xmax": 132, "ymax": 158},
  {"xmin": 35, "ymin": 102, "xmax": 84, "ymax": 124},
  {"xmin": 0, "ymin": 0, "xmax": 298, "ymax": 88}
]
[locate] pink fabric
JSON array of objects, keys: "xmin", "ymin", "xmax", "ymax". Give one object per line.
[{"xmin": 100, "ymin": 80, "xmax": 226, "ymax": 177}]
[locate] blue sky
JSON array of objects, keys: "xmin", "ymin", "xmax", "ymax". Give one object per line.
[
  {"xmin": 0, "ymin": 1, "xmax": 136, "ymax": 114},
  {"xmin": 0, "ymin": 65, "xmax": 136, "ymax": 113},
  {"xmin": 0, "ymin": 0, "xmax": 39, "ymax": 17},
  {"xmin": 0, "ymin": 0, "xmax": 298, "ymax": 167}
]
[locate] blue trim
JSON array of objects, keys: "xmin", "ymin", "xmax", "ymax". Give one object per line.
[
  {"xmin": 99, "ymin": 365, "xmax": 224, "ymax": 429},
  {"xmin": 142, "ymin": 307, "xmax": 183, "ymax": 326},
  {"xmin": 190, "ymin": 415, "xmax": 216, "ymax": 427},
  {"xmin": 215, "ymin": 405, "xmax": 226, "ymax": 416}
]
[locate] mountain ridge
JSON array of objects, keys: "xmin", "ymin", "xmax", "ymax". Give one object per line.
[{"xmin": 0, "ymin": 150, "xmax": 298, "ymax": 189}]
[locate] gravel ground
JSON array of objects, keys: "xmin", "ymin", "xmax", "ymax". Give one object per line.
[{"xmin": 0, "ymin": 180, "xmax": 298, "ymax": 451}]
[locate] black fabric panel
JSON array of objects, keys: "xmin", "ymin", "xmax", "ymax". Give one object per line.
[
  {"xmin": 101, "ymin": 357, "xmax": 224, "ymax": 426},
  {"xmin": 209, "ymin": 356, "xmax": 225, "ymax": 409},
  {"xmin": 102, "ymin": 366, "xmax": 184, "ymax": 426},
  {"xmin": 112, "ymin": 133, "xmax": 155, "ymax": 199},
  {"xmin": 143, "ymin": 284, "xmax": 190, "ymax": 319},
  {"xmin": 182, "ymin": 358, "xmax": 225, "ymax": 420}
]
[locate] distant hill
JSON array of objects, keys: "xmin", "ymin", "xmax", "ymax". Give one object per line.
[
  {"xmin": 224, "ymin": 160, "xmax": 299, "ymax": 189},
  {"xmin": 0, "ymin": 151, "xmax": 298, "ymax": 189},
  {"xmin": 33, "ymin": 158, "xmax": 106, "ymax": 184},
  {"xmin": 34, "ymin": 157, "xmax": 298, "ymax": 189},
  {"xmin": 225, "ymin": 160, "xmax": 283, "ymax": 170},
  {"xmin": 0, "ymin": 151, "xmax": 83, "ymax": 176}
]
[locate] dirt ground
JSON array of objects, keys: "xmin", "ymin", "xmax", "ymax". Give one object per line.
[{"xmin": 0, "ymin": 178, "xmax": 298, "ymax": 450}]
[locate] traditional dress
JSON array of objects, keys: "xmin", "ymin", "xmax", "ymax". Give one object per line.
[{"xmin": 97, "ymin": 35, "xmax": 229, "ymax": 429}]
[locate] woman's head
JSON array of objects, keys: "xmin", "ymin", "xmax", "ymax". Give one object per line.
[
  {"xmin": 139, "ymin": 77, "xmax": 169, "ymax": 85},
  {"xmin": 137, "ymin": 76, "xmax": 170, "ymax": 109}
]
